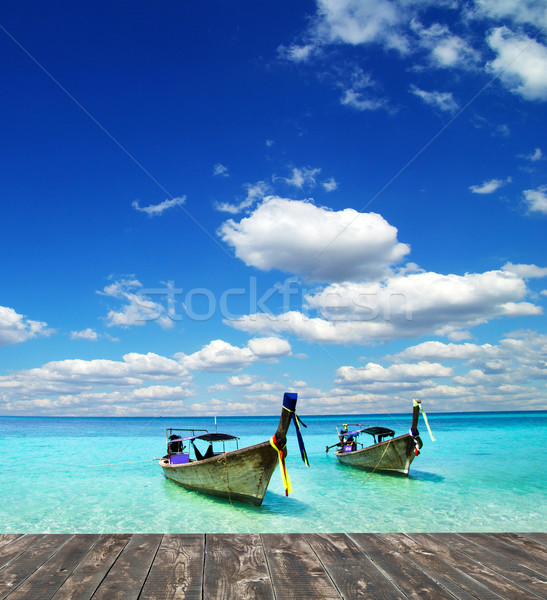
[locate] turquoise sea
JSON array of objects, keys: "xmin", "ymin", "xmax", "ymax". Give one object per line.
[{"xmin": 0, "ymin": 411, "xmax": 545, "ymax": 533}]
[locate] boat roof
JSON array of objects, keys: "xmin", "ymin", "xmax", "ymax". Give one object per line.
[
  {"xmin": 341, "ymin": 426, "xmax": 395, "ymax": 437},
  {"xmin": 362, "ymin": 426, "xmax": 395, "ymax": 437},
  {"xmin": 168, "ymin": 432, "xmax": 239, "ymax": 443}
]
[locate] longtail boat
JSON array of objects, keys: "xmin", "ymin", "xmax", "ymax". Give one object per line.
[
  {"xmin": 326, "ymin": 400, "xmax": 427, "ymax": 476},
  {"xmin": 159, "ymin": 392, "xmax": 308, "ymax": 505}
]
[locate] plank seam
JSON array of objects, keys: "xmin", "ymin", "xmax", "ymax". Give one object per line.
[
  {"xmin": 346, "ymin": 533, "xmax": 412, "ymax": 600},
  {"xmin": 389, "ymin": 533, "xmax": 500, "ymax": 600},
  {"xmin": 137, "ymin": 533, "xmax": 165, "ymax": 600},
  {"xmin": 451, "ymin": 533, "xmax": 546, "ymax": 600},
  {"xmin": 87, "ymin": 533, "xmax": 133, "ymax": 599},
  {"xmin": 303, "ymin": 533, "xmax": 345, "ymax": 599}
]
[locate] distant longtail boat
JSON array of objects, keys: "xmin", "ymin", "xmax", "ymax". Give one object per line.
[
  {"xmin": 159, "ymin": 392, "xmax": 308, "ymax": 505},
  {"xmin": 326, "ymin": 400, "xmax": 426, "ymax": 476}
]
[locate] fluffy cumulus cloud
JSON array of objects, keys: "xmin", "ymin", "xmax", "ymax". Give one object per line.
[
  {"xmin": 411, "ymin": 20, "xmax": 479, "ymax": 69},
  {"xmin": 312, "ymin": 0, "xmax": 410, "ymax": 52},
  {"xmin": 279, "ymin": 0, "xmax": 547, "ymax": 118},
  {"xmin": 0, "ymin": 337, "xmax": 292, "ymax": 415},
  {"xmin": 522, "ymin": 185, "xmax": 547, "ymax": 214},
  {"xmin": 336, "ymin": 361, "xmax": 453, "ymax": 385},
  {"xmin": 502, "ymin": 262, "xmax": 547, "ymax": 278},
  {"xmin": 70, "ymin": 328, "xmax": 99, "ymax": 341},
  {"xmin": 247, "ymin": 336, "xmax": 292, "ymax": 358},
  {"xmin": 473, "ymin": 0, "xmax": 547, "ymax": 27},
  {"xmin": 0, "ymin": 351, "xmax": 189, "ymax": 415},
  {"xmin": 0, "ymin": 306, "xmax": 51, "ymax": 346},
  {"xmin": 324, "ymin": 330, "xmax": 547, "ymax": 412},
  {"xmin": 227, "ymin": 268, "xmax": 544, "ymax": 344},
  {"xmin": 487, "ymin": 27, "xmax": 547, "ymax": 101},
  {"xmin": 175, "ymin": 337, "xmax": 291, "ymax": 372},
  {"xmin": 218, "ymin": 196, "xmax": 410, "ymax": 282}
]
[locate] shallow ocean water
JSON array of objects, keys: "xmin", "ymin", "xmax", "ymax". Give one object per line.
[{"xmin": 0, "ymin": 411, "xmax": 545, "ymax": 533}]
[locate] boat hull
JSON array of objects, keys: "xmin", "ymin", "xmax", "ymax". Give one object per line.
[
  {"xmin": 159, "ymin": 440, "xmax": 279, "ymax": 505},
  {"xmin": 334, "ymin": 433, "xmax": 417, "ymax": 475}
]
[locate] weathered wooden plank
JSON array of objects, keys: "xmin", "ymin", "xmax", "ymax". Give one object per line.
[
  {"xmin": 492, "ymin": 533, "xmax": 547, "ymax": 561},
  {"xmin": 380, "ymin": 533, "xmax": 503, "ymax": 600},
  {"xmin": 305, "ymin": 533, "xmax": 407, "ymax": 600},
  {"xmin": 90, "ymin": 534, "xmax": 162, "ymax": 600},
  {"xmin": 3, "ymin": 534, "xmax": 100, "ymax": 600},
  {"xmin": 0, "ymin": 535, "xmax": 45, "ymax": 569},
  {"xmin": 50, "ymin": 534, "xmax": 131, "ymax": 600},
  {"xmin": 203, "ymin": 533, "xmax": 273, "ymax": 600},
  {"xmin": 517, "ymin": 532, "xmax": 547, "ymax": 546},
  {"xmin": 411, "ymin": 533, "xmax": 545, "ymax": 600},
  {"xmin": 140, "ymin": 534, "xmax": 204, "ymax": 600},
  {"xmin": 350, "ymin": 533, "xmax": 462, "ymax": 600},
  {"xmin": 0, "ymin": 536, "xmax": 22, "ymax": 553},
  {"xmin": 0, "ymin": 534, "xmax": 70, "ymax": 600},
  {"xmin": 0, "ymin": 532, "xmax": 544, "ymax": 599},
  {"xmin": 461, "ymin": 532, "xmax": 547, "ymax": 572},
  {"xmin": 262, "ymin": 533, "xmax": 341, "ymax": 600}
]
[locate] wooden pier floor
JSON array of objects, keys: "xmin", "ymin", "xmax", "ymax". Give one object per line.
[{"xmin": 0, "ymin": 532, "xmax": 545, "ymax": 599}]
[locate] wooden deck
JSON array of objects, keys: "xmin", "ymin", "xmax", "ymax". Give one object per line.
[{"xmin": 0, "ymin": 532, "xmax": 545, "ymax": 599}]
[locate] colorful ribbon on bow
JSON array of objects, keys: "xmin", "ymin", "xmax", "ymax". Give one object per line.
[
  {"xmin": 413, "ymin": 399, "xmax": 436, "ymax": 442},
  {"xmin": 270, "ymin": 434, "xmax": 292, "ymax": 496},
  {"xmin": 283, "ymin": 405, "xmax": 310, "ymax": 467}
]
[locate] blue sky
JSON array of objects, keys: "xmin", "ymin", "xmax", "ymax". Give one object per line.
[{"xmin": 1, "ymin": 0, "xmax": 546, "ymax": 416}]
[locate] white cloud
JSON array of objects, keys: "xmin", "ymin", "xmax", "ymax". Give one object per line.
[
  {"xmin": 336, "ymin": 361, "xmax": 452, "ymax": 385},
  {"xmin": 227, "ymin": 269, "xmax": 543, "ymax": 344},
  {"xmin": 0, "ymin": 352, "xmax": 187, "ymax": 401},
  {"xmin": 215, "ymin": 181, "xmax": 270, "ymax": 214},
  {"xmin": 469, "ymin": 176, "xmax": 511, "ymax": 194},
  {"xmin": 411, "ymin": 85, "xmax": 459, "ymax": 112},
  {"xmin": 411, "ymin": 20, "xmax": 479, "ymax": 68},
  {"xmin": 312, "ymin": 0, "xmax": 410, "ymax": 53},
  {"xmin": 390, "ymin": 340, "xmax": 494, "ymax": 362},
  {"xmin": 502, "ymin": 262, "xmax": 547, "ymax": 278},
  {"xmin": 274, "ymin": 167, "xmax": 322, "ymax": 189},
  {"xmin": 99, "ymin": 278, "xmax": 173, "ymax": 330},
  {"xmin": 70, "ymin": 328, "xmax": 98, "ymax": 341},
  {"xmin": 523, "ymin": 185, "xmax": 547, "ymax": 214},
  {"xmin": 527, "ymin": 147, "xmax": 543, "ymax": 161},
  {"xmin": 218, "ymin": 196, "xmax": 410, "ymax": 282},
  {"xmin": 340, "ymin": 89, "xmax": 387, "ymax": 111},
  {"xmin": 336, "ymin": 67, "xmax": 387, "ymax": 111},
  {"xmin": 319, "ymin": 330, "xmax": 547, "ymax": 412},
  {"xmin": 0, "ymin": 335, "xmax": 293, "ymax": 415},
  {"xmin": 474, "ymin": 0, "xmax": 547, "ymax": 28},
  {"xmin": 213, "ymin": 163, "xmax": 229, "ymax": 177},
  {"xmin": 247, "ymin": 336, "xmax": 291, "ymax": 358},
  {"xmin": 0, "ymin": 306, "xmax": 51, "ymax": 346},
  {"xmin": 175, "ymin": 337, "xmax": 291, "ymax": 372},
  {"xmin": 4, "ymin": 383, "xmax": 195, "ymax": 416},
  {"xmin": 227, "ymin": 374, "xmax": 255, "ymax": 386},
  {"xmin": 132, "ymin": 196, "xmax": 185, "ymax": 216},
  {"xmin": 322, "ymin": 177, "xmax": 338, "ymax": 192},
  {"xmin": 487, "ymin": 27, "xmax": 547, "ymax": 101},
  {"xmin": 225, "ymin": 375, "xmax": 281, "ymax": 394},
  {"xmin": 277, "ymin": 43, "xmax": 315, "ymax": 62}
]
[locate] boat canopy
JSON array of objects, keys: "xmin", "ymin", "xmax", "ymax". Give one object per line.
[
  {"xmin": 339, "ymin": 425, "xmax": 396, "ymax": 444},
  {"xmin": 167, "ymin": 432, "xmax": 239, "ymax": 443},
  {"xmin": 362, "ymin": 426, "xmax": 395, "ymax": 438}
]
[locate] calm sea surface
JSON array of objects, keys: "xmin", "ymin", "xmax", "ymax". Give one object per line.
[{"xmin": 0, "ymin": 411, "xmax": 545, "ymax": 533}]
